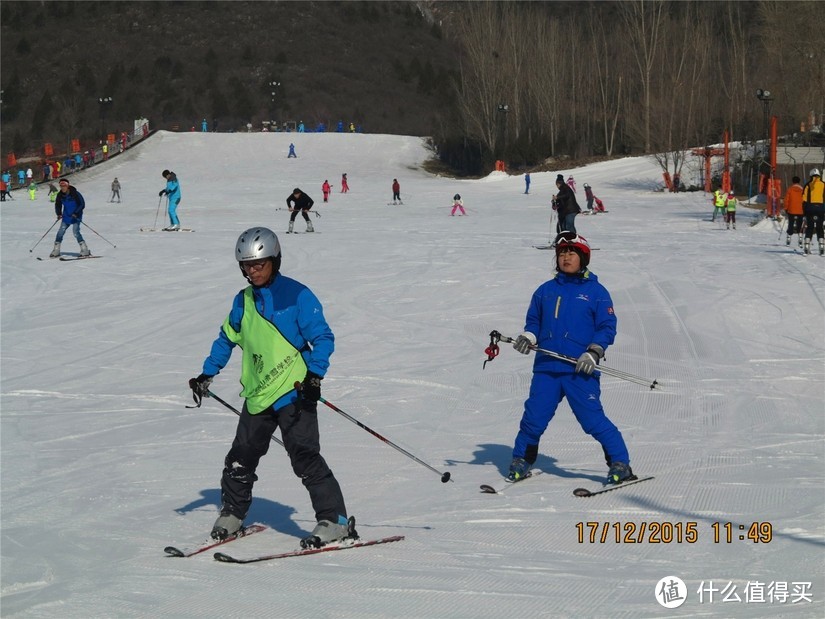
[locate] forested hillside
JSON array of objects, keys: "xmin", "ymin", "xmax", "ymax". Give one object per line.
[{"xmin": 1, "ymin": 0, "xmax": 822, "ymax": 174}]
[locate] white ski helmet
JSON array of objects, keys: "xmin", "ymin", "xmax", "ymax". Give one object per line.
[
  {"xmin": 810, "ymin": 168, "xmax": 821, "ymax": 177},
  {"xmin": 235, "ymin": 227, "xmax": 281, "ymax": 262}
]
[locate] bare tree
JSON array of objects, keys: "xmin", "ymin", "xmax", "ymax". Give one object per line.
[
  {"xmin": 587, "ymin": 3, "xmax": 623, "ymax": 156},
  {"xmin": 618, "ymin": 0, "xmax": 665, "ymax": 153}
]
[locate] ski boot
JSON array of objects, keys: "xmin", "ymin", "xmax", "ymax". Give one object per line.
[
  {"xmin": 306, "ymin": 220, "xmax": 314, "ymax": 233},
  {"xmin": 507, "ymin": 457, "xmax": 532, "ymax": 482},
  {"xmin": 607, "ymin": 462, "xmax": 634, "ymax": 485},
  {"xmin": 287, "ymin": 221, "xmax": 294, "ymax": 234},
  {"xmin": 820, "ymin": 241, "xmax": 824, "ymax": 256},
  {"xmin": 211, "ymin": 510, "xmax": 244, "ymax": 541},
  {"xmin": 49, "ymin": 242, "xmax": 61, "ymax": 258},
  {"xmin": 300, "ymin": 516, "xmax": 356, "ymax": 549},
  {"xmin": 786, "ymin": 235, "xmax": 791, "ymax": 246},
  {"xmin": 804, "ymin": 240, "xmax": 811, "ymax": 255},
  {"xmin": 79, "ymin": 241, "xmax": 91, "ymax": 257}
]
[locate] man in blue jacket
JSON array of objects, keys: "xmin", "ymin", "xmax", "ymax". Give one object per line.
[
  {"xmin": 158, "ymin": 169, "xmax": 182, "ymax": 231},
  {"xmin": 189, "ymin": 227, "xmax": 352, "ymax": 548},
  {"xmin": 509, "ymin": 231, "xmax": 632, "ymax": 485},
  {"xmin": 50, "ymin": 179, "xmax": 90, "ymax": 258}
]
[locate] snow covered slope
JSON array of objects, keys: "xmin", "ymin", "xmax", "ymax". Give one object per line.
[{"xmin": 1, "ymin": 131, "xmax": 823, "ymax": 618}]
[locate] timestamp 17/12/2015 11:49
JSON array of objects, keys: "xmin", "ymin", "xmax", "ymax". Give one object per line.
[{"xmin": 576, "ymin": 521, "xmax": 773, "ymax": 544}]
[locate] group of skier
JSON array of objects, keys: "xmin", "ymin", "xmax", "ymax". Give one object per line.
[
  {"xmin": 184, "ymin": 219, "xmax": 632, "ymax": 548},
  {"xmin": 783, "ymin": 169, "xmax": 825, "ymax": 255}
]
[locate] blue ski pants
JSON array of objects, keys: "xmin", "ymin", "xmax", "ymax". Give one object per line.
[{"xmin": 513, "ymin": 370, "xmax": 629, "ymax": 466}]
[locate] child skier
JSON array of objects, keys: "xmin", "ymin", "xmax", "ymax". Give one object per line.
[
  {"xmin": 725, "ymin": 192, "xmax": 737, "ymax": 230},
  {"xmin": 451, "ymin": 193, "xmax": 466, "ymax": 216}
]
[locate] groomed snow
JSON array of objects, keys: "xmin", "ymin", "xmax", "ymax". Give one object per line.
[{"xmin": 1, "ymin": 131, "xmax": 823, "ymax": 618}]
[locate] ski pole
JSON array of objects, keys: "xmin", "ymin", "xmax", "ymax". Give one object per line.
[
  {"xmin": 29, "ymin": 219, "xmax": 59, "ymax": 252},
  {"xmin": 153, "ymin": 195, "xmax": 163, "ymax": 229},
  {"xmin": 296, "ymin": 382, "xmax": 451, "ymax": 483},
  {"xmin": 188, "ymin": 385, "xmax": 285, "ymax": 447},
  {"xmin": 81, "ymin": 220, "xmax": 117, "ymax": 248},
  {"xmin": 486, "ymin": 331, "xmax": 660, "ymax": 390}
]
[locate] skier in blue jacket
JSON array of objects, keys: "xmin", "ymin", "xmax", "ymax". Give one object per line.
[
  {"xmin": 50, "ymin": 179, "xmax": 90, "ymax": 258},
  {"xmin": 158, "ymin": 169, "xmax": 182, "ymax": 231},
  {"xmin": 189, "ymin": 227, "xmax": 351, "ymax": 548},
  {"xmin": 509, "ymin": 231, "xmax": 632, "ymax": 485}
]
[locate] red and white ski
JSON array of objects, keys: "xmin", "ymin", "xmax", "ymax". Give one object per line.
[
  {"xmin": 213, "ymin": 535, "xmax": 405, "ymax": 564},
  {"xmin": 164, "ymin": 524, "xmax": 268, "ymax": 557}
]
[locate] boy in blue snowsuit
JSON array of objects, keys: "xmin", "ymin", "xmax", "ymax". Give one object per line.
[
  {"xmin": 158, "ymin": 169, "xmax": 182, "ymax": 230},
  {"xmin": 509, "ymin": 231, "xmax": 632, "ymax": 485}
]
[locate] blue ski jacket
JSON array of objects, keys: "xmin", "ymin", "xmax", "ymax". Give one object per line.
[
  {"xmin": 523, "ymin": 270, "xmax": 616, "ymax": 373},
  {"xmin": 164, "ymin": 172, "xmax": 181, "ymax": 204},
  {"xmin": 202, "ymin": 273, "xmax": 334, "ymax": 408},
  {"xmin": 54, "ymin": 186, "xmax": 85, "ymax": 223}
]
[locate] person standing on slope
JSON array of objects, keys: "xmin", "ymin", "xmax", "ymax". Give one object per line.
[
  {"xmin": 322, "ymin": 180, "xmax": 331, "ymax": 203},
  {"xmin": 286, "ymin": 187, "xmax": 315, "ymax": 233},
  {"xmin": 783, "ymin": 176, "xmax": 804, "ymax": 247},
  {"xmin": 110, "ymin": 177, "xmax": 121, "ymax": 203},
  {"xmin": 50, "ymin": 178, "xmax": 91, "ymax": 258},
  {"xmin": 391, "ymin": 179, "xmax": 401, "ymax": 204},
  {"xmin": 508, "ymin": 231, "xmax": 632, "ymax": 485},
  {"xmin": 801, "ymin": 168, "xmax": 825, "ymax": 255},
  {"xmin": 158, "ymin": 169, "xmax": 182, "ymax": 231},
  {"xmin": 189, "ymin": 227, "xmax": 352, "ymax": 547},
  {"xmin": 553, "ymin": 174, "xmax": 581, "ymax": 234},
  {"xmin": 451, "ymin": 193, "xmax": 466, "ymax": 216}
]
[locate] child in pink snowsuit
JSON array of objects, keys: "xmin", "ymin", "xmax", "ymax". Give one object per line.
[
  {"xmin": 566, "ymin": 175, "xmax": 577, "ymax": 193},
  {"xmin": 341, "ymin": 173, "xmax": 349, "ymax": 193},
  {"xmin": 322, "ymin": 180, "xmax": 331, "ymax": 203},
  {"xmin": 451, "ymin": 193, "xmax": 466, "ymax": 216}
]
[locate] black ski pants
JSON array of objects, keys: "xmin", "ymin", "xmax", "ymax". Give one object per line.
[
  {"xmin": 220, "ymin": 400, "xmax": 347, "ymax": 524},
  {"xmin": 289, "ymin": 209, "xmax": 311, "ymax": 222},
  {"xmin": 803, "ymin": 203, "xmax": 824, "ymax": 240}
]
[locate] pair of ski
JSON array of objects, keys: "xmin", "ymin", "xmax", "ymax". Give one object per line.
[
  {"xmin": 480, "ymin": 470, "xmax": 654, "ymax": 497},
  {"xmin": 36, "ymin": 255, "xmax": 103, "ymax": 261},
  {"xmin": 139, "ymin": 227, "xmax": 195, "ymax": 232},
  {"xmin": 164, "ymin": 522, "xmax": 404, "ymax": 564}
]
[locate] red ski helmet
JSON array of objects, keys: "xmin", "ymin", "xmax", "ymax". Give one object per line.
[{"xmin": 554, "ymin": 231, "xmax": 591, "ymax": 269}]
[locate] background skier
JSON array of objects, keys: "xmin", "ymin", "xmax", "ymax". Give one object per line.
[
  {"xmin": 158, "ymin": 169, "xmax": 182, "ymax": 231},
  {"xmin": 286, "ymin": 188, "xmax": 315, "ymax": 233},
  {"xmin": 50, "ymin": 179, "xmax": 90, "ymax": 258}
]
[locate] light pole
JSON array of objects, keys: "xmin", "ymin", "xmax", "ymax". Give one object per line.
[
  {"xmin": 268, "ymin": 80, "xmax": 280, "ymax": 124},
  {"xmin": 98, "ymin": 96, "xmax": 113, "ymax": 136},
  {"xmin": 497, "ymin": 103, "xmax": 509, "ymax": 161},
  {"xmin": 755, "ymin": 89, "xmax": 773, "ymax": 172}
]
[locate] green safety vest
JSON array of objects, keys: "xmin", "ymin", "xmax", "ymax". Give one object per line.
[
  {"xmin": 222, "ymin": 287, "xmax": 307, "ymax": 414},
  {"xmin": 714, "ymin": 191, "xmax": 726, "ymax": 207}
]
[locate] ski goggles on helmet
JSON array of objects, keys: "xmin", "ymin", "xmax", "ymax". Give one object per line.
[{"xmin": 553, "ymin": 231, "xmax": 590, "ymax": 249}]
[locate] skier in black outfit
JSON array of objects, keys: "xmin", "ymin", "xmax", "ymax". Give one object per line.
[
  {"xmin": 286, "ymin": 188, "xmax": 315, "ymax": 233},
  {"xmin": 552, "ymin": 174, "xmax": 581, "ymax": 234}
]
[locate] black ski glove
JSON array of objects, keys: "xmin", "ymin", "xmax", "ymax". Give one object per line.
[
  {"xmin": 188, "ymin": 373, "xmax": 214, "ymax": 406},
  {"xmin": 301, "ymin": 371, "xmax": 322, "ymax": 404},
  {"xmin": 158, "ymin": 189, "xmax": 167, "ymax": 197}
]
